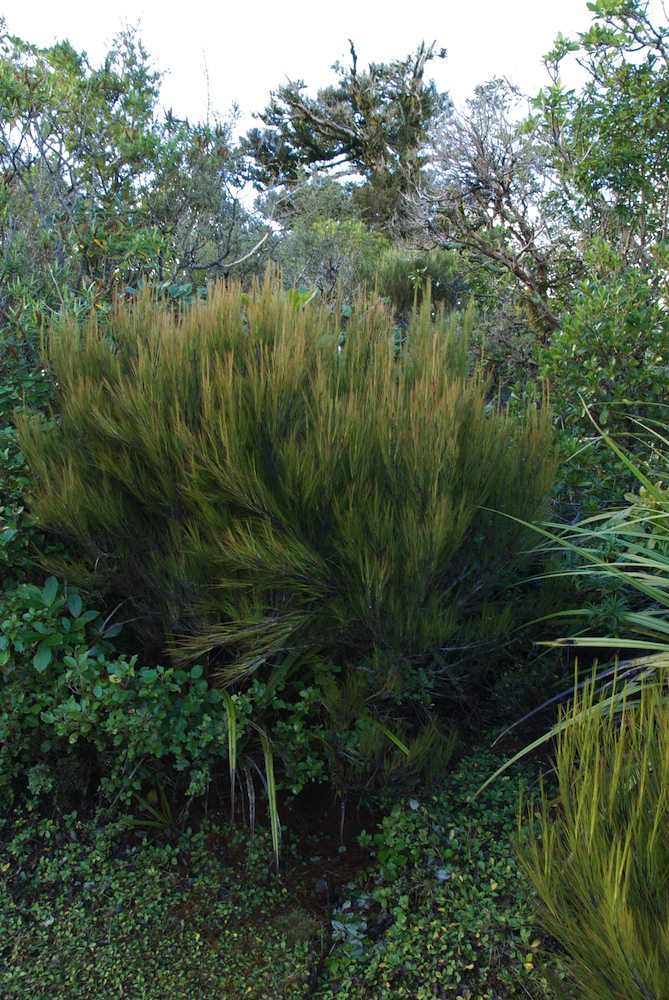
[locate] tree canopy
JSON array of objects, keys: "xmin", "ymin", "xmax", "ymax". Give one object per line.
[
  {"xmin": 0, "ymin": 20, "xmax": 268, "ymax": 324},
  {"xmin": 242, "ymin": 41, "xmax": 450, "ymax": 231}
]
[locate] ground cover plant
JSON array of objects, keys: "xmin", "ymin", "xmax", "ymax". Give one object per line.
[
  {"xmin": 0, "ymin": 748, "xmax": 566, "ymax": 1000},
  {"xmin": 316, "ymin": 748, "xmax": 567, "ymax": 999},
  {"xmin": 0, "ymin": 810, "xmax": 316, "ymax": 999}
]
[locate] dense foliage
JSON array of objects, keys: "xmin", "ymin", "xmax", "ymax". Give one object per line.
[
  {"xmin": 18, "ymin": 284, "xmax": 553, "ymax": 665},
  {"xmin": 0, "ymin": 575, "xmax": 240, "ymax": 804},
  {"xmin": 519, "ymin": 682, "xmax": 669, "ymax": 1000},
  {"xmin": 3, "ymin": 1, "xmax": 669, "ymax": 996},
  {"xmin": 539, "ymin": 242, "xmax": 669, "ymax": 511}
]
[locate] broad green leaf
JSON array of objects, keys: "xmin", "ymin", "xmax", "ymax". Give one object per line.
[
  {"xmin": 67, "ymin": 593, "xmax": 83, "ymax": 618},
  {"xmin": 33, "ymin": 643, "xmax": 52, "ymax": 672},
  {"xmin": 41, "ymin": 576, "xmax": 58, "ymax": 607}
]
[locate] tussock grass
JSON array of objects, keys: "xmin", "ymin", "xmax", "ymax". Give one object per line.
[{"xmin": 519, "ymin": 679, "xmax": 669, "ymax": 1000}]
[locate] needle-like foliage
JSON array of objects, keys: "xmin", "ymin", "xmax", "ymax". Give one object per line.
[{"xmin": 17, "ymin": 276, "xmax": 556, "ymax": 704}]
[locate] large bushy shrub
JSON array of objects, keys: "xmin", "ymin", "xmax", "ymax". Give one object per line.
[{"xmin": 17, "ymin": 279, "xmax": 555, "ymax": 760}]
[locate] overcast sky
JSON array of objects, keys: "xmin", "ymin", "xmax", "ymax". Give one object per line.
[{"xmin": 4, "ymin": 0, "xmax": 667, "ymax": 132}]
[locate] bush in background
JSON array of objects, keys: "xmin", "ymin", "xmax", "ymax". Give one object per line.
[
  {"xmin": 373, "ymin": 247, "xmax": 468, "ymax": 317},
  {"xmin": 540, "ymin": 242, "xmax": 669, "ymax": 514}
]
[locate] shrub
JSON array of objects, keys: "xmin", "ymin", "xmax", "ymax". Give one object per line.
[
  {"xmin": 373, "ymin": 246, "xmax": 467, "ymax": 317},
  {"xmin": 0, "ymin": 576, "xmax": 236, "ymax": 804},
  {"xmin": 540, "ymin": 242, "xmax": 669, "ymax": 513},
  {"xmin": 518, "ymin": 679, "xmax": 669, "ymax": 1000},
  {"xmin": 275, "ymin": 216, "xmax": 388, "ymax": 299},
  {"xmin": 16, "ymin": 277, "xmax": 556, "ymax": 791}
]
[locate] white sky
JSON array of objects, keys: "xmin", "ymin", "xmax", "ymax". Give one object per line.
[{"xmin": 4, "ymin": 0, "xmax": 607, "ymax": 132}]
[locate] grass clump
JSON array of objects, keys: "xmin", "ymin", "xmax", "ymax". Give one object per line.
[{"xmin": 518, "ymin": 679, "xmax": 669, "ymax": 1000}]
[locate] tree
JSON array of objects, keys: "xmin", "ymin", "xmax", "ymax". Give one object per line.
[
  {"xmin": 0, "ymin": 26, "xmax": 164, "ymax": 297},
  {"xmin": 411, "ymin": 79, "xmax": 574, "ymax": 335},
  {"xmin": 0, "ymin": 21, "xmax": 266, "ymax": 319},
  {"xmin": 242, "ymin": 41, "xmax": 450, "ymax": 231},
  {"xmin": 532, "ymin": 1, "xmax": 669, "ymax": 506},
  {"xmin": 409, "ymin": 1, "xmax": 669, "ymax": 336},
  {"xmin": 536, "ymin": 0, "xmax": 669, "ymax": 265},
  {"xmin": 144, "ymin": 111, "xmax": 271, "ymax": 286}
]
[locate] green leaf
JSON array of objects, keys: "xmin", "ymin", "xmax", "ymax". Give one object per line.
[
  {"xmin": 260, "ymin": 730, "xmax": 280, "ymax": 869},
  {"xmin": 222, "ymin": 690, "xmax": 237, "ymax": 820},
  {"xmin": 33, "ymin": 643, "xmax": 52, "ymax": 672},
  {"xmin": 67, "ymin": 593, "xmax": 83, "ymax": 618},
  {"xmin": 78, "ymin": 610, "xmax": 100, "ymax": 626},
  {"xmin": 368, "ymin": 717, "xmax": 410, "ymax": 756},
  {"xmin": 41, "ymin": 576, "xmax": 58, "ymax": 607}
]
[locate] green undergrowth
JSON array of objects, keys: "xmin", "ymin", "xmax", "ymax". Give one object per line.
[
  {"xmin": 0, "ymin": 811, "xmax": 316, "ymax": 999},
  {"xmin": 316, "ymin": 749, "xmax": 569, "ymax": 999},
  {"xmin": 1, "ymin": 748, "xmax": 570, "ymax": 999}
]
